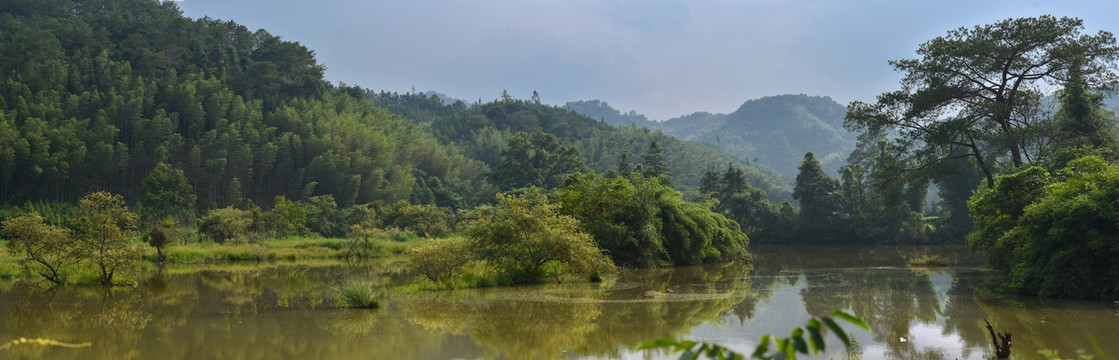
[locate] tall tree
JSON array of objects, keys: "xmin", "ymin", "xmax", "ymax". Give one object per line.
[
  {"xmin": 846, "ymin": 16, "xmax": 1119, "ymax": 187},
  {"xmin": 616, "ymin": 153, "xmax": 632, "ymax": 176},
  {"xmin": 698, "ymin": 165, "xmax": 721, "ymax": 196},
  {"xmin": 642, "ymin": 141, "xmax": 672, "ymax": 187},
  {"xmin": 1049, "ymin": 61, "xmax": 1119, "ymax": 154},
  {"xmin": 793, "ymin": 152, "xmax": 841, "ymax": 241}
]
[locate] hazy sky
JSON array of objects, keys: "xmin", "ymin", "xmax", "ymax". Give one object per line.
[{"xmin": 177, "ymin": 0, "xmax": 1119, "ymax": 120}]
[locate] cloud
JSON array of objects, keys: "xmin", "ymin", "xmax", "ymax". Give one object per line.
[{"xmin": 179, "ymin": 0, "xmax": 1119, "ymax": 120}]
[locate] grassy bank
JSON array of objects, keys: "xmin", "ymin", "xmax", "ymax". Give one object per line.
[
  {"xmin": 155, "ymin": 236, "xmax": 421, "ymax": 264},
  {"xmin": 0, "ymin": 235, "xmax": 425, "ymax": 285}
]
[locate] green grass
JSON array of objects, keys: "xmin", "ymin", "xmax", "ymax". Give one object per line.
[
  {"xmin": 337, "ymin": 279, "xmax": 380, "ymax": 308},
  {"xmin": 0, "ymin": 250, "xmax": 20, "ymax": 279},
  {"xmin": 1, "ymin": 233, "xmax": 426, "ymax": 284},
  {"xmin": 407, "ymin": 261, "xmax": 515, "ymax": 290},
  {"xmin": 907, "ymin": 255, "xmax": 950, "ymax": 267},
  {"xmin": 156, "ymin": 236, "xmax": 423, "ymax": 264}
]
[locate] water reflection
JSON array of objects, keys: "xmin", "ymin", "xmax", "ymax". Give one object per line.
[
  {"xmin": 381, "ymin": 262, "xmax": 749, "ymax": 359},
  {"xmin": 0, "ymin": 247, "xmax": 1116, "ymax": 359}
]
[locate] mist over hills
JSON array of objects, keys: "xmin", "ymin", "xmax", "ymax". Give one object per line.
[{"xmin": 567, "ymin": 95, "xmax": 858, "ymax": 176}]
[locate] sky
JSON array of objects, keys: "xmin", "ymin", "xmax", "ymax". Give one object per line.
[{"xmin": 176, "ymin": 0, "xmax": 1119, "ymax": 120}]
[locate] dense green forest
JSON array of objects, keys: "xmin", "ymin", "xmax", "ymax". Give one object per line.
[
  {"xmin": 0, "ymin": 0, "xmax": 490, "ymax": 211},
  {"xmin": 367, "ymin": 90, "xmax": 786, "ymax": 200}
]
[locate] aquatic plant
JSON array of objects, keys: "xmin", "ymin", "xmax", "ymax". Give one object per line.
[
  {"xmin": 907, "ymin": 255, "xmax": 949, "ymax": 267},
  {"xmin": 337, "ymin": 279, "xmax": 380, "ymax": 309}
]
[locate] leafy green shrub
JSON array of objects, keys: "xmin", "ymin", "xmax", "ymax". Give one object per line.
[
  {"xmin": 407, "ymin": 237, "xmax": 475, "ymax": 282},
  {"xmin": 559, "ymin": 172, "xmax": 750, "ymax": 267},
  {"xmin": 1005, "ymin": 156, "xmax": 1119, "ymax": 299},
  {"xmin": 337, "ymin": 279, "xmax": 379, "ymax": 308},
  {"xmin": 969, "ymin": 156, "xmax": 1119, "ymax": 299},
  {"xmin": 381, "ymin": 201, "xmax": 453, "ymax": 238},
  {"xmin": 198, "ymin": 207, "xmax": 254, "ymax": 244},
  {"xmin": 558, "ymin": 173, "xmax": 665, "ymax": 267},
  {"xmin": 967, "ymin": 166, "xmax": 1052, "ymax": 269},
  {"xmin": 305, "ymin": 195, "xmax": 341, "ymax": 237},
  {"xmin": 143, "ymin": 221, "xmax": 176, "ymax": 262},
  {"xmin": 263, "ymin": 195, "xmax": 312, "ymax": 236},
  {"xmin": 468, "ymin": 191, "xmax": 613, "ymax": 284}
]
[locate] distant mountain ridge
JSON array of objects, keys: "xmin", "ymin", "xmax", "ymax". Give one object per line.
[
  {"xmin": 566, "ymin": 95, "xmax": 857, "ymax": 176},
  {"xmin": 563, "ymin": 100, "xmax": 657, "ymax": 128}
]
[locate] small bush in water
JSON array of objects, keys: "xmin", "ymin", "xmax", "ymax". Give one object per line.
[
  {"xmin": 337, "ymin": 279, "xmax": 379, "ymax": 309},
  {"xmin": 907, "ymin": 255, "xmax": 950, "ymax": 267}
]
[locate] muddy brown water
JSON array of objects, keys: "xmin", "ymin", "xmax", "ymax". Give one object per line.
[{"xmin": 1, "ymin": 246, "xmax": 1115, "ymax": 359}]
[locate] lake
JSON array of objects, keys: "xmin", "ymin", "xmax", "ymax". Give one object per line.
[{"xmin": 1, "ymin": 246, "xmax": 1115, "ymax": 359}]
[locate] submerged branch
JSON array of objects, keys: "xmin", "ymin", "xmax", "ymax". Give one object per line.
[{"xmin": 0, "ymin": 337, "xmax": 92, "ymax": 351}]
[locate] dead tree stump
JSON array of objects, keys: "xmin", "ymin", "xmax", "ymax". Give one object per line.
[{"xmin": 984, "ymin": 319, "xmax": 1011, "ymax": 359}]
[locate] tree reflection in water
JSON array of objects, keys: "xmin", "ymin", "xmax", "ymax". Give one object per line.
[
  {"xmin": 0, "ymin": 247, "xmax": 1117, "ymax": 359},
  {"xmin": 399, "ymin": 262, "xmax": 759, "ymax": 359}
]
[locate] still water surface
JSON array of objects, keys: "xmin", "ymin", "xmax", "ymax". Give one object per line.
[{"xmin": 1, "ymin": 246, "xmax": 1115, "ymax": 359}]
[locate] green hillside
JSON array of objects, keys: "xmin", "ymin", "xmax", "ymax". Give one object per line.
[
  {"xmin": 372, "ymin": 91, "xmax": 788, "ymax": 200},
  {"xmin": 0, "ymin": 0, "xmax": 486, "ymax": 209}
]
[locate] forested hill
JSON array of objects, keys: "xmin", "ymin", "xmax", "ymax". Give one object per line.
[
  {"xmin": 563, "ymin": 99, "xmax": 658, "ymax": 128},
  {"xmin": 0, "ymin": 0, "xmax": 487, "ymax": 208},
  {"xmin": 370, "ymin": 92, "xmax": 788, "ymax": 200},
  {"xmin": 566, "ymin": 95, "xmax": 857, "ymax": 176}
]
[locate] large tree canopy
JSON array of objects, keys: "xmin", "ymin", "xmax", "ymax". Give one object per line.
[
  {"xmin": 846, "ymin": 16, "xmax": 1119, "ymax": 186},
  {"xmin": 489, "ymin": 131, "xmax": 588, "ymax": 190}
]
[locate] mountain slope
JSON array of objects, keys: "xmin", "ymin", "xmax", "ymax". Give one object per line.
[{"xmin": 567, "ymin": 95, "xmax": 857, "ymax": 176}]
